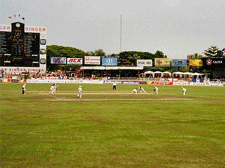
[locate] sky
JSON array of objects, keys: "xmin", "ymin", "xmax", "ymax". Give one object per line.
[{"xmin": 1, "ymin": 0, "xmax": 225, "ymax": 59}]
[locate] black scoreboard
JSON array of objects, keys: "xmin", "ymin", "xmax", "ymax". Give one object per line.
[{"xmin": 0, "ymin": 22, "xmax": 40, "ymax": 67}]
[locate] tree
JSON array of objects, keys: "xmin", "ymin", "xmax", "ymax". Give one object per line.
[
  {"xmin": 203, "ymin": 46, "xmax": 220, "ymax": 58},
  {"xmin": 87, "ymin": 49, "xmax": 106, "ymax": 56},
  {"xmin": 154, "ymin": 50, "xmax": 166, "ymax": 58}
]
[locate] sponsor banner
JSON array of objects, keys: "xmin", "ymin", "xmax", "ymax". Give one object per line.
[
  {"xmin": 103, "ymin": 80, "xmax": 140, "ymax": 84},
  {"xmin": 0, "ymin": 25, "xmax": 46, "ymax": 33},
  {"xmin": 0, "ymin": 25, "xmax": 11, "ymax": 32},
  {"xmin": 137, "ymin": 59, "xmax": 152, "ymax": 67},
  {"xmin": 150, "ymin": 81, "xmax": 173, "ymax": 85},
  {"xmin": 85, "ymin": 56, "xmax": 101, "ymax": 65},
  {"xmin": 171, "ymin": 59, "xmax": 187, "ymax": 67},
  {"xmin": 50, "ymin": 57, "xmax": 67, "ymax": 64},
  {"xmin": 102, "ymin": 58, "xmax": 117, "ymax": 66},
  {"xmin": 80, "ymin": 80, "xmax": 104, "ymax": 84},
  {"xmin": 25, "ymin": 26, "xmax": 46, "ymax": 33},
  {"xmin": 189, "ymin": 59, "xmax": 203, "ymax": 66},
  {"xmin": 155, "ymin": 58, "xmax": 170, "ymax": 67},
  {"xmin": 202, "ymin": 58, "xmax": 225, "ymax": 70},
  {"xmin": 67, "ymin": 58, "xmax": 83, "ymax": 65}
]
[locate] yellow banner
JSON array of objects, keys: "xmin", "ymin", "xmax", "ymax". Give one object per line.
[
  {"xmin": 155, "ymin": 58, "xmax": 170, "ymax": 67},
  {"xmin": 189, "ymin": 59, "xmax": 203, "ymax": 66}
]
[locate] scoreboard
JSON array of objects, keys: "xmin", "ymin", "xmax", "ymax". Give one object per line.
[{"xmin": 0, "ymin": 22, "xmax": 46, "ymax": 71}]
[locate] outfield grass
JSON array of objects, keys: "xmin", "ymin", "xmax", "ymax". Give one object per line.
[{"xmin": 1, "ymin": 83, "xmax": 225, "ymax": 167}]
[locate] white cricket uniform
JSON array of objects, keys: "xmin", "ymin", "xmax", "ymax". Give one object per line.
[
  {"xmin": 53, "ymin": 84, "xmax": 57, "ymax": 93},
  {"xmin": 154, "ymin": 87, "xmax": 158, "ymax": 94},
  {"xmin": 182, "ymin": 87, "xmax": 186, "ymax": 95},
  {"xmin": 22, "ymin": 84, "xmax": 26, "ymax": 95},
  {"xmin": 50, "ymin": 86, "xmax": 55, "ymax": 94},
  {"xmin": 132, "ymin": 88, "xmax": 138, "ymax": 95},
  {"xmin": 139, "ymin": 87, "xmax": 146, "ymax": 93},
  {"xmin": 77, "ymin": 87, "xmax": 82, "ymax": 98}
]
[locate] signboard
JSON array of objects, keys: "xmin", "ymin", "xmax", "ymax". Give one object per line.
[
  {"xmin": 137, "ymin": 59, "xmax": 152, "ymax": 67},
  {"xmin": 102, "ymin": 58, "xmax": 117, "ymax": 66},
  {"xmin": 50, "ymin": 57, "xmax": 66, "ymax": 64},
  {"xmin": 84, "ymin": 56, "xmax": 100, "ymax": 65},
  {"xmin": 189, "ymin": 59, "xmax": 203, "ymax": 67},
  {"xmin": 202, "ymin": 58, "xmax": 225, "ymax": 70},
  {"xmin": 0, "ymin": 22, "xmax": 40, "ymax": 67},
  {"xmin": 0, "ymin": 22, "xmax": 47, "ymax": 71},
  {"xmin": 155, "ymin": 58, "xmax": 170, "ymax": 67},
  {"xmin": 171, "ymin": 59, "xmax": 187, "ymax": 67},
  {"xmin": 67, "ymin": 58, "xmax": 83, "ymax": 65}
]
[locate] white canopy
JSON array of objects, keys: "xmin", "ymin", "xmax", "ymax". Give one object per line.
[
  {"xmin": 144, "ymin": 71, "xmax": 154, "ymax": 74},
  {"xmin": 173, "ymin": 72, "xmax": 183, "ymax": 74},
  {"xmin": 183, "ymin": 72, "xmax": 193, "ymax": 75},
  {"xmin": 192, "ymin": 72, "xmax": 204, "ymax": 76},
  {"xmin": 154, "ymin": 71, "xmax": 162, "ymax": 74}
]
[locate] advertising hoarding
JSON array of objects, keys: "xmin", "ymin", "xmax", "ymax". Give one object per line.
[
  {"xmin": 189, "ymin": 59, "xmax": 203, "ymax": 67},
  {"xmin": 102, "ymin": 58, "xmax": 117, "ymax": 66},
  {"xmin": 84, "ymin": 56, "xmax": 100, "ymax": 65},
  {"xmin": 155, "ymin": 58, "xmax": 170, "ymax": 67},
  {"xmin": 67, "ymin": 58, "xmax": 83, "ymax": 65},
  {"xmin": 171, "ymin": 59, "xmax": 187, "ymax": 67},
  {"xmin": 202, "ymin": 58, "xmax": 225, "ymax": 70},
  {"xmin": 137, "ymin": 59, "xmax": 152, "ymax": 67},
  {"xmin": 50, "ymin": 57, "xmax": 66, "ymax": 64}
]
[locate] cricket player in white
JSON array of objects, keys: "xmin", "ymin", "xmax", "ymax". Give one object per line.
[
  {"xmin": 154, "ymin": 86, "xmax": 158, "ymax": 94},
  {"xmin": 182, "ymin": 87, "xmax": 186, "ymax": 95},
  {"xmin": 50, "ymin": 85, "xmax": 55, "ymax": 94},
  {"xmin": 53, "ymin": 84, "xmax": 58, "ymax": 94},
  {"xmin": 139, "ymin": 87, "xmax": 147, "ymax": 94},
  {"xmin": 22, "ymin": 84, "xmax": 26, "ymax": 95},
  {"xmin": 132, "ymin": 88, "xmax": 138, "ymax": 95},
  {"xmin": 77, "ymin": 85, "xmax": 82, "ymax": 98},
  {"xmin": 113, "ymin": 82, "xmax": 117, "ymax": 90}
]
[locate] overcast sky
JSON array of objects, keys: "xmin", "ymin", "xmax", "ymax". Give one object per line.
[{"xmin": 1, "ymin": 0, "xmax": 225, "ymax": 59}]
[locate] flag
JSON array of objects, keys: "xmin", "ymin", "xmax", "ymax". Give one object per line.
[{"xmin": 8, "ymin": 16, "xmax": 12, "ymax": 19}]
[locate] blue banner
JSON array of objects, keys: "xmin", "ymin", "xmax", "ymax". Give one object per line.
[
  {"xmin": 102, "ymin": 58, "xmax": 118, "ymax": 66},
  {"xmin": 172, "ymin": 59, "xmax": 187, "ymax": 67}
]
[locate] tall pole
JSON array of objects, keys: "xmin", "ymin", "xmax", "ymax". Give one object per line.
[{"xmin": 120, "ymin": 14, "xmax": 122, "ymax": 53}]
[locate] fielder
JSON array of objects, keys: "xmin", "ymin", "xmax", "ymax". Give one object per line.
[
  {"xmin": 182, "ymin": 87, "xmax": 186, "ymax": 95},
  {"xmin": 132, "ymin": 88, "xmax": 138, "ymax": 95},
  {"xmin": 153, "ymin": 86, "xmax": 158, "ymax": 94},
  {"xmin": 113, "ymin": 82, "xmax": 117, "ymax": 90},
  {"xmin": 22, "ymin": 84, "xmax": 26, "ymax": 95},
  {"xmin": 77, "ymin": 85, "xmax": 82, "ymax": 98},
  {"xmin": 50, "ymin": 84, "xmax": 55, "ymax": 94},
  {"xmin": 53, "ymin": 83, "xmax": 59, "ymax": 93},
  {"xmin": 139, "ymin": 86, "xmax": 147, "ymax": 94}
]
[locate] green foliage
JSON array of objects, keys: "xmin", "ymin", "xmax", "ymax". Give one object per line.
[
  {"xmin": 87, "ymin": 49, "xmax": 106, "ymax": 56},
  {"xmin": 203, "ymin": 46, "xmax": 220, "ymax": 58},
  {"xmin": 47, "ymin": 45, "xmax": 87, "ymax": 58},
  {"xmin": 119, "ymin": 51, "xmax": 166, "ymax": 65}
]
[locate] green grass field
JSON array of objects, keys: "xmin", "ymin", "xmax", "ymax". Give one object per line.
[{"xmin": 1, "ymin": 83, "xmax": 225, "ymax": 168}]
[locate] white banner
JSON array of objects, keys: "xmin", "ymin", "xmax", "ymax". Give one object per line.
[
  {"xmin": 84, "ymin": 56, "xmax": 100, "ymax": 65},
  {"xmin": 137, "ymin": 59, "xmax": 152, "ymax": 67},
  {"xmin": 67, "ymin": 58, "xmax": 83, "ymax": 64}
]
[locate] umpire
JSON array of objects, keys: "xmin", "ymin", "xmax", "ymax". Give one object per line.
[{"xmin": 22, "ymin": 84, "xmax": 26, "ymax": 95}]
